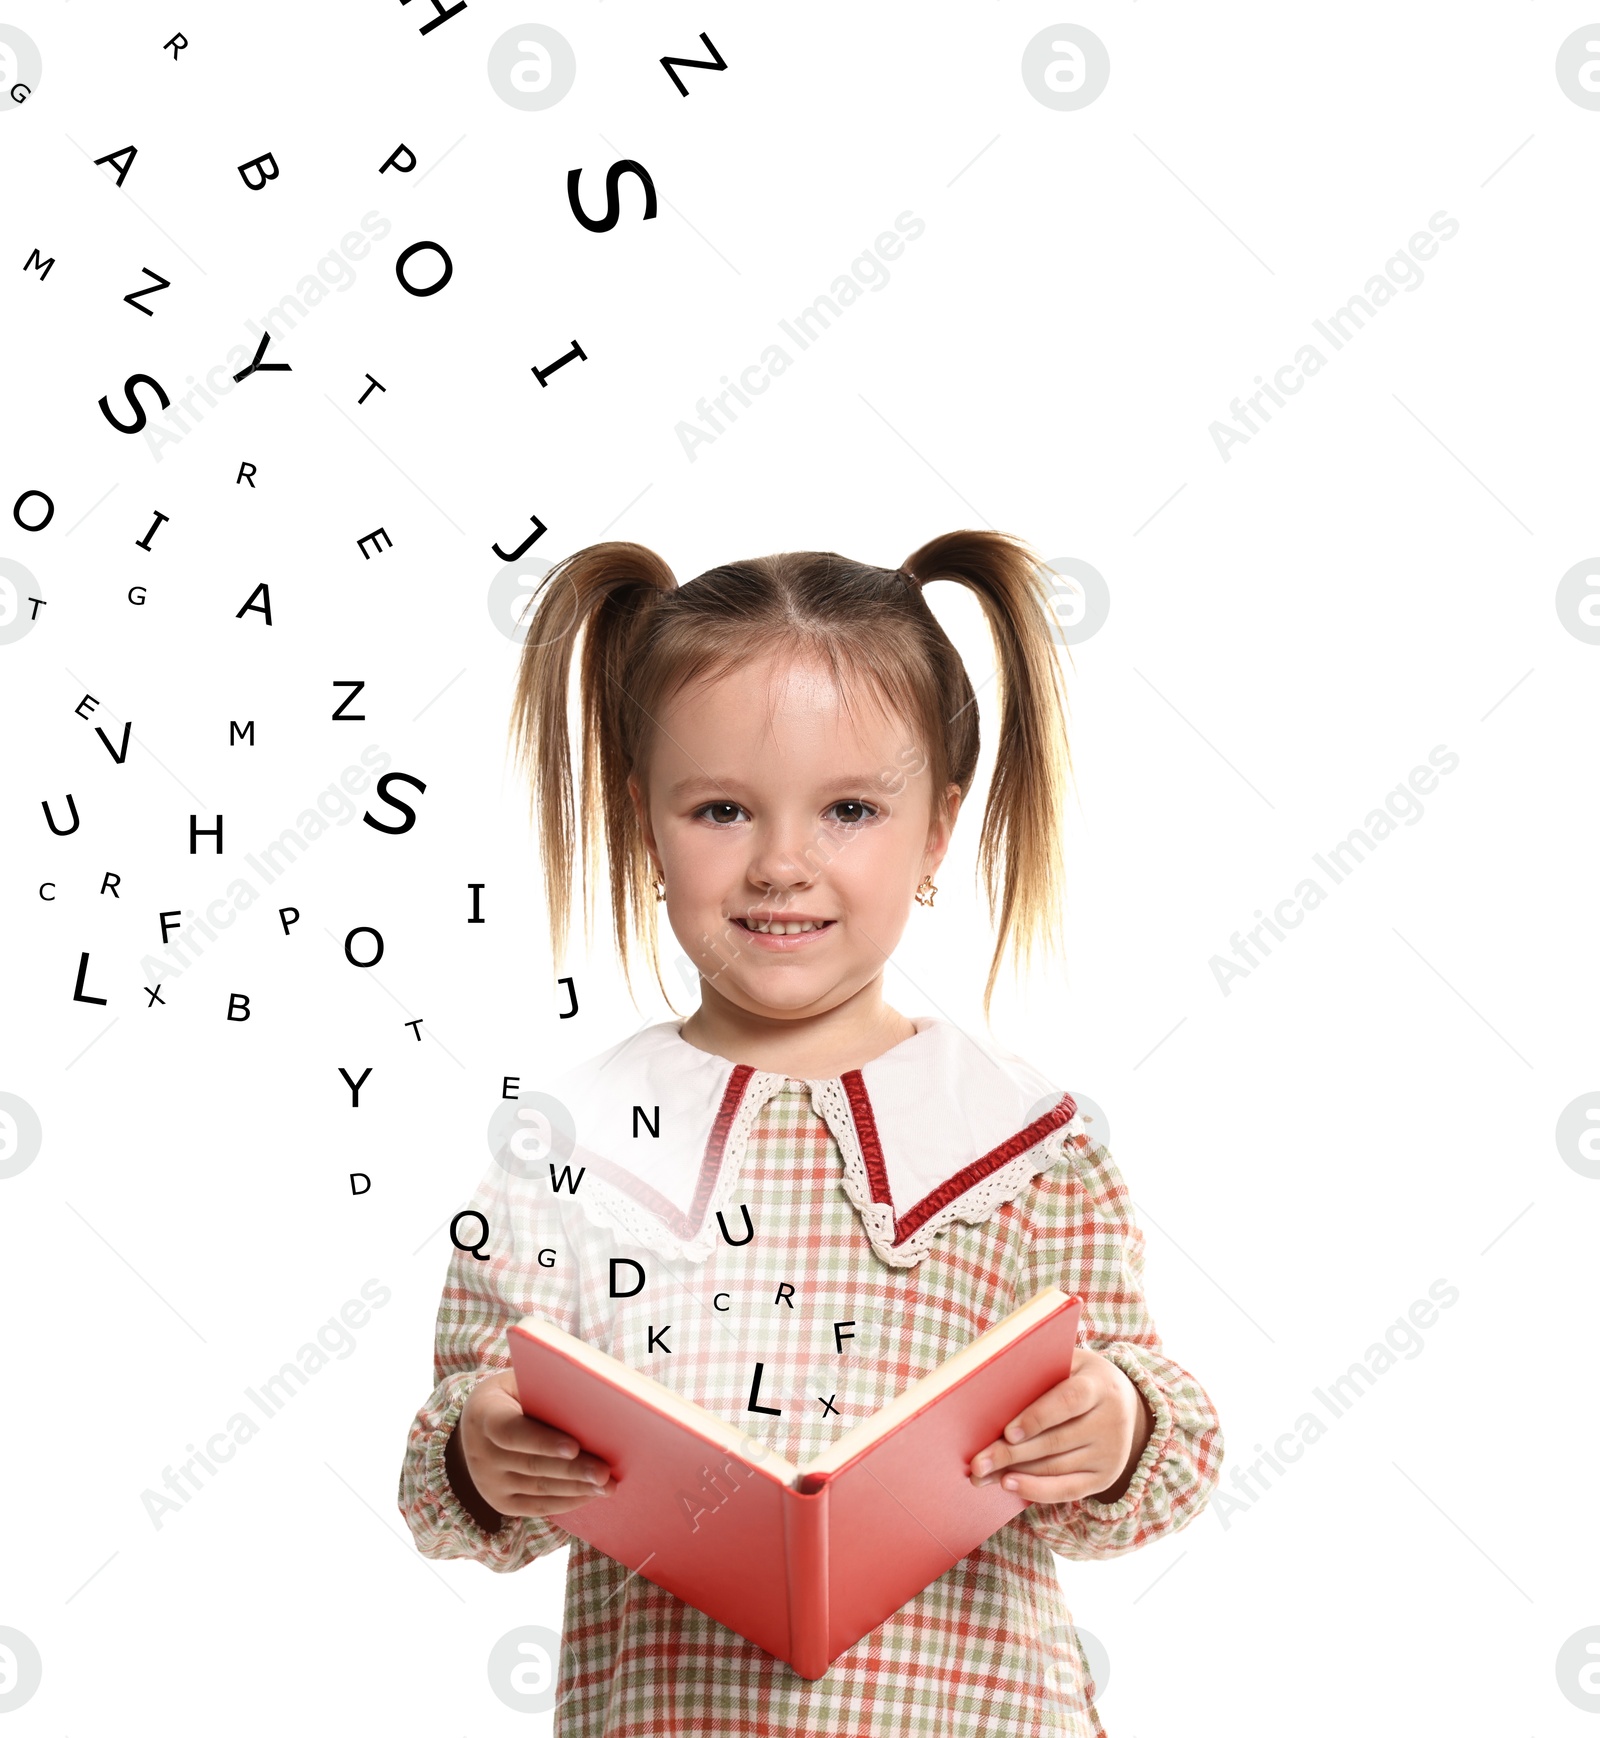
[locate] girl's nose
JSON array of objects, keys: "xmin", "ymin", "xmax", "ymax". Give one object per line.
[{"xmin": 743, "ymin": 832, "xmax": 818, "ymax": 893}]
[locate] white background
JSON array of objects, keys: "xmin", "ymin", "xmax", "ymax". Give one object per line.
[{"xmin": 2, "ymin": 3, "xmax": 1596, "ymax": 1732}]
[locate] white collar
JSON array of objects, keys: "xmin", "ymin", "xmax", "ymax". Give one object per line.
[{"xmin": 534, "ymin": 1016, "xmax": 1081, "ymax": 1269}]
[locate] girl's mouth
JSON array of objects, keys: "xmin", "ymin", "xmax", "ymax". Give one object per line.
[{"xmin": 733, "ymin": 918, "xmax": 837, "ymax": 951}]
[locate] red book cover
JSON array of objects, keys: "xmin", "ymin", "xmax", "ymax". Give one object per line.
[{"xmin": 507, "ymin": 1285, "xmax": 1082, "ymax": 1678}]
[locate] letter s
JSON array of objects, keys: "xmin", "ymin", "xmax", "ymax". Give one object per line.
[
  {"xmin": 362, "ymin": 770, "xmax": 426, "ymax": 835},
  {"xmin": 99, "ymin": 374, "xmax": 173, "ymax": 435}
]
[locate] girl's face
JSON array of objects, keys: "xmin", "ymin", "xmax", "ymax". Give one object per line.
[{"xmin": 628, "ymin": 654, "xmax": 959, "ymax": 1022}]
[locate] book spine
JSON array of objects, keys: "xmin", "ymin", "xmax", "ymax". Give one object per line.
[{"xmin": 782, "ymin": 1474, "xmax": 831, "ymax": 1680}]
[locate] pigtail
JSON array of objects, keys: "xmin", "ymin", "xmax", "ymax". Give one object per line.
[
  {"xmin": 900, "ymin": 529, "xmax": 1074, "ymax": 1020},
  {"xmin": 506, "ymin": 541, "xmax": 677, "ymax": 987}
]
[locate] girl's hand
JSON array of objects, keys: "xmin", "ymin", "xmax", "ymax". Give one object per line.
[
  {"xmin": 967, "ymin": 1347, "xmax": 1153, "ymax": 1505},
  {"xmin": 456, "ymin": 1368, "xmax": 614, "ymax": 1519}
]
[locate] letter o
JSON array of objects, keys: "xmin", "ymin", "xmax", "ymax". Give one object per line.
[
  {"xmin": 395, "ymin": 240, "xmax": 453, "ymax": 297},
  {"xmin": 344, "ymin": 925, "xmax": 384, "ymax": 967},
  {"xmin": 13, "ymin": 490, "xmax": 54, "ymax": 531},
  {"xmin": 129, "ymin": 586, "xmax": 147, "ymax": 605}
]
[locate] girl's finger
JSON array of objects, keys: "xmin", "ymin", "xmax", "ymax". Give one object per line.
[
  {"xmin": 998, "ymin": 1374, "xmax": 1092, "ymax": 1446},
  {"xmin": 486, "ymin": 1408, "xmax": 581, "ymax": 1459},
  {"xmin": 994, "ymin": 1469, "xmax": 1105, "ymax": 1504},
  {"xmin": 520, "ymin": 1448, "xmax": 610, "ymax": 1484},
  {"xmin": 500, "ymin": 1472, "xmax": 612, "ymax": 1500},
  {"xmin": 986, "ymin": 1446, "xmax": 1097, "ymax": 1487},
  {"xmin": 990, "ymin": 1450, "xmax": 1096, "ymax": 1484},
  {"xmin": 974, "ymin": 1424, "xmax": 1091, "ymax": 1479},
  {"xmin": 495, "ymin": 1490, "xmax": 601, "ymax": 1518},
  {"xmin": 508, "ymin": 1459, "xmax": 611, "ymax": 1490},
  {"xmin": 996, "ymin": 1436, "xmax": 1097, "ymax": 1476}
]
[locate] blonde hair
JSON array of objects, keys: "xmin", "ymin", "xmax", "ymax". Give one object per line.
[{"xmin": 507, "ymin": 529, "xmax": 1074, "ymax": 1022}]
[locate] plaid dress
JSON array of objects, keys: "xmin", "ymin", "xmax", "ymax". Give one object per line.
[{"xmin": 398, "ymin": 1070, "xmax": 1224, "ymax": 1736}]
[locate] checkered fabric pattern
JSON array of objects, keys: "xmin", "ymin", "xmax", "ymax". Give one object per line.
[{"xmin": 398, "ymin": 1078, "xmax": 1224, "ymax": 1736}]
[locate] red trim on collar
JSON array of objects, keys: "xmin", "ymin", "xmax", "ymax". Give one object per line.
[
  {"xmin": 583, "ymin": 1063, "xmax": 757, "ymax": 1241},
  {"xmin": 841, "ymin": 1068, "xmax": 1077, "ymax": 1248}
]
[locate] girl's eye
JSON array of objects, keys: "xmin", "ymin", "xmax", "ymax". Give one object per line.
[
  {"xmin": 690, "ymin": 800, "xmax": 879, "ymax": 826},
  {"xmin": 828, "ymin": 801, "xmax": 877, "ymax": 826}
]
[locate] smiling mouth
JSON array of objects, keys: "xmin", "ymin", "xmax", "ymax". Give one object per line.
[{"xmin": 733, "ymin": 918, "xmax": 837, "ymax": 935}]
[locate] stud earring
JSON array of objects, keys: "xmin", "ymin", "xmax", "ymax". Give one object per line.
[
  {"xmin": 654, "ymin": 875, "xmax": 666, "ymax": 902},
  {"xmin": 914, "ymin": 874, "xmax": 937, "ymax": 907}
]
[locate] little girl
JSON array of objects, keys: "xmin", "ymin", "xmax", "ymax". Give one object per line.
[{"xmin": 397, "ymin": 529, "xmax": 1224, "ymax": 1735}]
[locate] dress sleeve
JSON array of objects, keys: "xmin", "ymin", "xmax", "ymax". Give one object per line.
[
  {"xmin": 1005, "ymin": 1118, "xmax": 1225, "ymax": 1561},
  {"xmin": 396, "ymin": 1139, "xmax": 588, "ymax": 1572}
]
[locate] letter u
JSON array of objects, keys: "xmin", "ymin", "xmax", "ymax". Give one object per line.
[
  {"xmin": 716, "ymin": 1204, "xmax": 754, "ymax": 1246},
  {"xmin": 42, "ymin": 793, "xmax": 81, "ymax": 836}
]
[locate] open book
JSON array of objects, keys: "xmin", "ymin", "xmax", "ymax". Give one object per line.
[{"xmin": 506, "ymin": 1285, "xmax": 1082, "ymax": 1678}]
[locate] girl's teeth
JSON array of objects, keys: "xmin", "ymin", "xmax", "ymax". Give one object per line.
[{"xmin": 745, "ymin": 919, "xmax": 827, "ymax": 934}]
